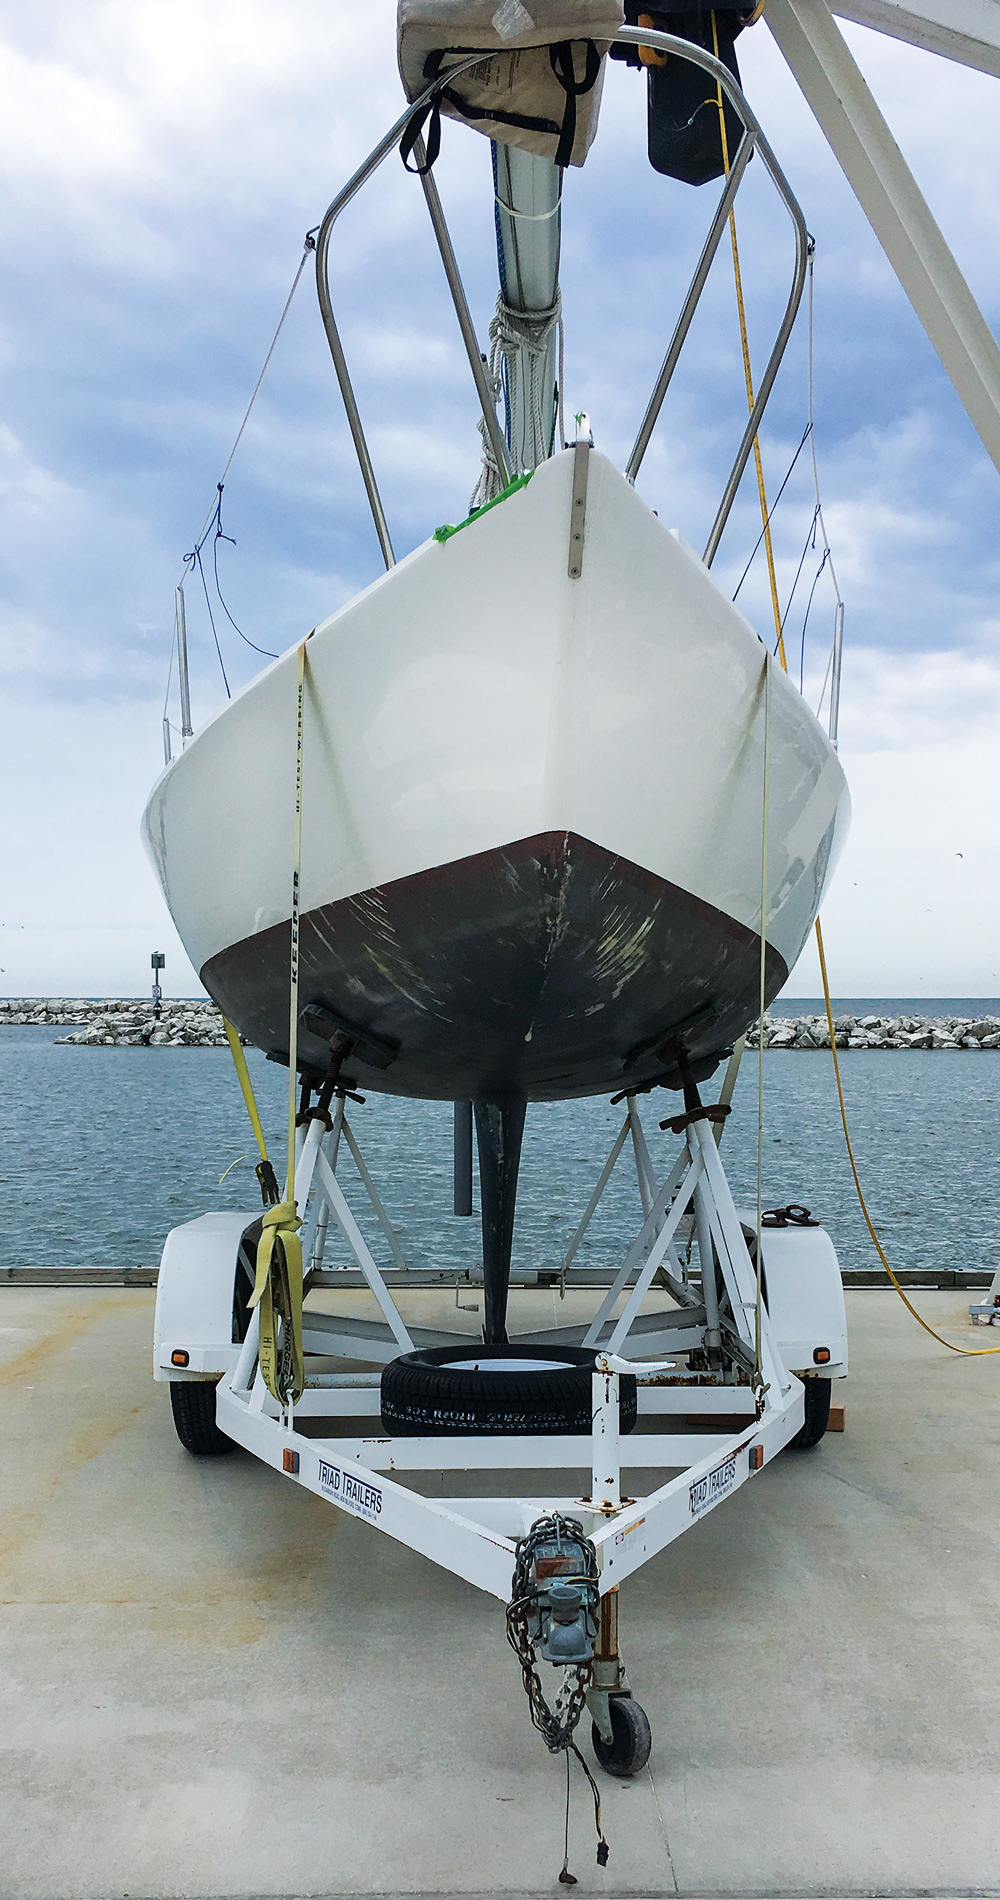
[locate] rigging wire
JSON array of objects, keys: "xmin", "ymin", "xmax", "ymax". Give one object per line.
[
  {"xmin": 168, "ymin": 232, "xmax": 317, "ymax": 705},
  {"xmin": 175, "ymin": 235, "xmax": 317, "ymax": 593},
  {"xmin": 797, "ymin": 543, "xmax": 830, "ymax": 691},
  {"xmin": 161, "ymin": 616, "xmax": 177, "ymax": 726},
  {"xmin": 790, "ymin": 245, "xmax": 844, "ymax": 682},
  {"xmin": 731, "ymin": 422, "xmax": 811, "ymax": 604},
  {"xmin": 190, "ymin": 543, "xmax": 231, "ymax": 699},
  {"xmin": 210, "ymin": 488, "xmax": 278, "ymax": 659}
]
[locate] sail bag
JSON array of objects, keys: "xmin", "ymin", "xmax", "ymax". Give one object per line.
[{"xmin": 397, "ymin": 2, "xmax": 624, "ymax": 168}]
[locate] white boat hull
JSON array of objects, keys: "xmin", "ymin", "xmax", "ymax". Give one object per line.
[{"xmin": 143, "ymin": 449, "xmax": 848, "ymax": 1100}]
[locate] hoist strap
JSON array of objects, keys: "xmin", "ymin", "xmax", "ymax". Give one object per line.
[
  {"xmin": 222, "ymin": 1014, "xmax": 268, "ymax": 1161},
  {"xmin": 287, "ymin": 639, "xmax": 308, "ymax": 1208},
  {"xmin": 221, "ymin": 1014, "xmax": 280, "ymax": 1206},
  {"xmin": 249, "ymin": 635, "xmax": 311, "ymax": 1406}
]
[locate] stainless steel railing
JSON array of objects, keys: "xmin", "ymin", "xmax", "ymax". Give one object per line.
[{"xmin": 313, "ymin": 26, "xmax": 808, "ymax": 573}]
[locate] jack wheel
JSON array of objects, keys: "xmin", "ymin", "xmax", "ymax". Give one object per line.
[
  {"xmin": 592, "ymin": 1694, "xmax": 652, "ymax": 1778},
  {"xmin": 790, "ymin": 1376, "xmax": 831, "ymax": 1450},
  {"xmin": 169, "ymin": 1379, "xmax": 233, "ymax": 1457}
]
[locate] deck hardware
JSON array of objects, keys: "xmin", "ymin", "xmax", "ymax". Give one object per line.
[{"xmin": 568, "ymin": 418, "xmax": 592, "ymax": 579}]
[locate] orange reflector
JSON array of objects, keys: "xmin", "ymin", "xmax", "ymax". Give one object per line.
[
  {"xmin": 637, "ymin": 12, "xmax": 668, "ymax": 64},
  {"xmin": 170, "ymin": 1349, "xmax": 189, "ymax": 1368},
  {"xmin": 749, "ymin": 1444, "xmax": 764, "ymax": 1472},
  {"xmin": 282, "ymin": 1447, "xmax": 300, "ymax": 1475},
  {"xmin": 813, "ymin": 1347, "xmax": 831, "ymax": 1365}
]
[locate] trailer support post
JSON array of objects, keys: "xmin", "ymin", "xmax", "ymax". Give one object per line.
[{"xmin": 591, "ymin": 1363, "xmax": 621, "ymax": 1509}]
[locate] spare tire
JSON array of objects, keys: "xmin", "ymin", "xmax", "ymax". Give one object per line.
[{"xmin": 380, "ymin": 1344, "xmax": 637, "ymax": 1437}]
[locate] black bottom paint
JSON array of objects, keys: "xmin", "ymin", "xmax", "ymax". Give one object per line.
[{"xmin": 202, "ymin": 831, "xmax": 787, "ymax": 1103}]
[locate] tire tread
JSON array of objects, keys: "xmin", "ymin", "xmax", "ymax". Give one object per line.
[{"xmin": 169, "ymin": 1379, "xmax": 233, "ymax": 1456}]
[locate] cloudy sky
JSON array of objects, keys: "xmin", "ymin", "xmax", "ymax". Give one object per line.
[{"xmin": 2, "ymin": 1, "xmax": 999, "ymax": 1000}]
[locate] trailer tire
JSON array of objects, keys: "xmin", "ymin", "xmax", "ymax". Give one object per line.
[
  {"xmin": 790, "ymin": 1375, "xmax": 831, "ymax": 1449},
  {"xmin": 592, "ymin": 1694, "xmax": 652, "ymax": 1778},
  {"xmin": 380, "ymin": 1344, "xmax": 637, "ymax": 1436},
  {"xmin": 169, "ymin": 1378, "xmax": 233, "ymax": 1457}
]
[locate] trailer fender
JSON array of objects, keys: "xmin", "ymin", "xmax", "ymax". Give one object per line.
[
  {"xmin": 153, "ymin": 1211, "xmax": 258, "ymax": 1382},
  {"xmin": 758, "ymin": 1222, "xmax": 848, "ymax": 1379}
]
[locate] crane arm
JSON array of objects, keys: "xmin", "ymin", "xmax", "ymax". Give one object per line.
[
  {"xmin": 766, "ymin": 0, "xmax": 1000, "ymax": 477},
  {"xmin": 830, "ymin": 0, "xmax": 1000, "ymax": 77}
]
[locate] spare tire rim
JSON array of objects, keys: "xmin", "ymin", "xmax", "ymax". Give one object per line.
[{"xmin": 443, "ymin": 1357, "xmax": 576, "ymax": 1374}]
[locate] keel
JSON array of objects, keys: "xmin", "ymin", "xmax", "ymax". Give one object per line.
[{"xmin": 474, "ymin": 1094, "xmax": 526, "ymax": 1345}]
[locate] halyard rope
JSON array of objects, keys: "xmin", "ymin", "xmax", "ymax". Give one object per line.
[
  {"xmin": 711, "ymin": 12, "xmax": 787, "ymax": 671},
  {"xmin": 754, "ymin": 652, "xmax": 771, "ymax": 1378},
  {"xmin": 712, "ymin": 12, "xmax": 780, "ymax": 1372}
]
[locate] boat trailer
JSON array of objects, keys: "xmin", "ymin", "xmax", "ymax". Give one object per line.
[{"xmin": 155, "ymin": 1084, "xmax": 848, "ymax": 1803}]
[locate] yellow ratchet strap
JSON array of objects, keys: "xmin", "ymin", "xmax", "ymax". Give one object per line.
[{"xmin": 249, "ymin": 1199, "xmax": 306, "ymax": 1403}]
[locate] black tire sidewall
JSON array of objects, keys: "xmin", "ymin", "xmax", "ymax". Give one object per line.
[
  {"xmin": 381, "ymin": 1344, "xmax": 638, "ymax": 1437},
  {"xmin": 790, "ymin": 1375, "xmax": 832, "ymax": 1449}
]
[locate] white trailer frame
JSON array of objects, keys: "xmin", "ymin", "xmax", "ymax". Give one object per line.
[{"xmin": 165, "ymin": 1098, "xmax": 849, "ymax": 1606}]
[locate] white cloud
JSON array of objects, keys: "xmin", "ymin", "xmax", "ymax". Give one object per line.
[{"xmin": 1, "ymin": 4, "xmax": 999, "ymax": 995}]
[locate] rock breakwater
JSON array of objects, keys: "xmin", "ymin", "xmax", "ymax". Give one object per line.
[
  {"xmin": 3, "ymin": 999, "xmax": 999, "ymax": 1052},
  {"xmin": 0, "ymin": 998, "xmax": 229, "ymax": 1046},
  {"xmin": 747, "ymin": 1013, "xmax": 1000, "ymax": 1051}
]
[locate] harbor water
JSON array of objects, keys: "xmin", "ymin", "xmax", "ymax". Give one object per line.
[{"xmin": 3, "ymin": 1015, "xmax": 999, "ymax": 1279}]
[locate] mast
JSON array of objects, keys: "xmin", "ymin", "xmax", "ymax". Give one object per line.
[{"xmin": 480, "ymin": 146, "xmax": 563, "ymax": 490}]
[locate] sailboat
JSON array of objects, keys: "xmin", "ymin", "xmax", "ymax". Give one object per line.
[{"xmin": 143, "ymin": 5, "xmax": 849, "ymax": 1344}]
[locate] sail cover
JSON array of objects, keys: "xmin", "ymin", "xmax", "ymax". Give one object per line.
[{"xmin": 397, "ymin": 1, "xmax": 623, "ymax": 165}]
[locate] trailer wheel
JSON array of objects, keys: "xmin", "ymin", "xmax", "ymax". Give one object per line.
[
  {"xmin": 790, "ymin": 1375, "xmax": 831, "ymax": 1450},
  {"xmin": 592, "ymin": 1695, "xmax": 652, "ymax": 1778},
  {"xmin": 380, "ymin": 1344, "xmax": 637, "ymax": 1436},
  {"xmin": 233, "ymin": 1220, "xmax": 261, "ymax": 1344},
  {"xmin": 169, "ymin": 1379, "xmax": 233, "ymax": 1456}
]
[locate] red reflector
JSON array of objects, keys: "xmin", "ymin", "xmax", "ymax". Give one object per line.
[
  {"xmin": 170, "ymin": 1349, "xmax": 189, "ymax": 1368},
  {"xmin": 282, "ymin": 1447, "xmax": 300, "ymax": 1475},
  {"xmin": 749, "ymin": 1444, "xmax": 764, "ymax": 1472},
  {"xmin": 813, "ymin": 1347, "xmax": 831, "ymax": 1365}
]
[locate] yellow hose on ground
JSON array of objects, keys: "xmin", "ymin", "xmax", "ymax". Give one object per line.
[{"xmin": 815, "ymin": 919, "xmax": 1000, "ymax": 1357}]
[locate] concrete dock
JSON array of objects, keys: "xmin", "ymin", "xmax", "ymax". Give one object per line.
[{"xmin": 1, "ymin": 1285, "xmax": 998, "ymax": 1899}]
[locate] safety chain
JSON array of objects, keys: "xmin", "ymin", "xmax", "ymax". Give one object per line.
[{"xmin": 505, "ymin": 1516, "xmax": 609, "ymax": 1879}]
